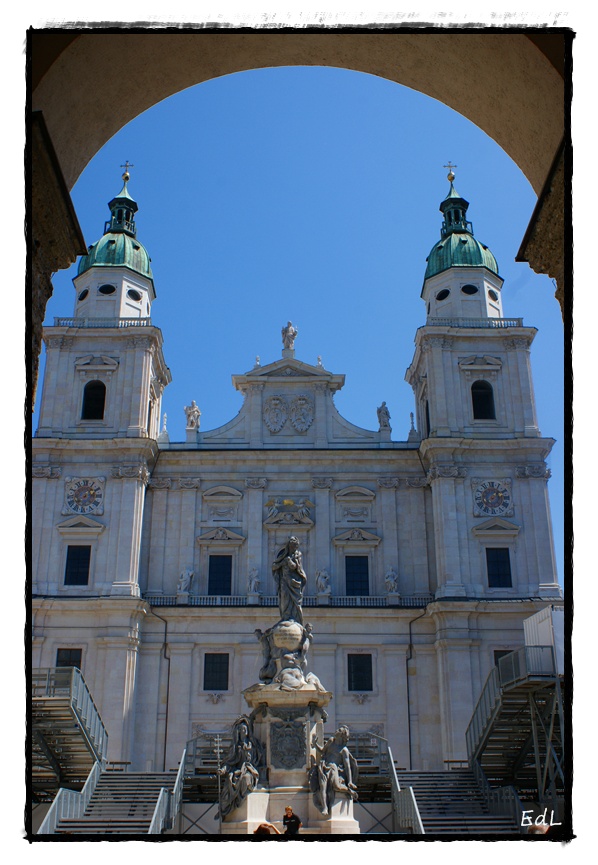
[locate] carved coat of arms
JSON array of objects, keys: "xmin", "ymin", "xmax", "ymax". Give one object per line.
[
  {"xmin": 289, "ymin": 395, "xmax": 314, "ymax": 432},
  {"xmin": 263, "ymin": 395, "xmax": 288, "ymax": 433}
]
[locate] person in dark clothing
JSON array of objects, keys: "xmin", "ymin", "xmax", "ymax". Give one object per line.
[{"xmin": 283, "ymin": 806, "xmax": 302, "ymax": 835}]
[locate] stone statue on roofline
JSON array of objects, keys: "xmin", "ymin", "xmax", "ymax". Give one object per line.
[
  {"xmin": 377, "ymin": 401, "xmax": 391, "ymax": 430},
  {"xmin": 282, "ymin": 320, "xmax": 298, "ymax": 350},
  {"xmin": 184, "ymin": 399, "xmax": 201, "ymax": 429}
]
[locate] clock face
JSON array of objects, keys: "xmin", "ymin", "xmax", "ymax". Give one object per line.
[
  {"xmin": 474, "ymin": 481, "xmax": 511, "ymax": 516},
  {"xmin": 66, "ymin": 478, "xmax": 103, "ymax": 514}
]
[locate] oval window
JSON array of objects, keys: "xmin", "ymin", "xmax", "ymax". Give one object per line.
[
  {"xmin": 127, "ymin": 289, "xmax": 142, "ymax": 302},
  {"xmin": 488, "ymin": 289, "xmax": 499, "ymax": 301},
  {"xmin": 436, "ymin": 289, "xmax": 450, "ymax": 301},
  {"xmin": 98, "ymin": 284, "xmax": 116, "ymax": 295},
  {"xmin": 461, "ymin": 284, "xmax": 478, "ymax": 295},
  {"xmin": 78, "ymin": 289, "xmax": 89, "ymax": 301}
]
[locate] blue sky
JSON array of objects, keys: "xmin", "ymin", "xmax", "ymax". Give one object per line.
[{"xmin": 32, "ymin": 64, "xmax": 565, "ymax": 583}]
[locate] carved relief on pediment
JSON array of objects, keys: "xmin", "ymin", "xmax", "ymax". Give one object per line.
[
  {"xmin": 263, "ymin": 395, "xmax": 288, "ymax": 432},
  {"xmin": 289, "ymin": 394, "xmax": 314, "ymax": 432},
  {"xmin": 264, "ymin": 497, "xmax": 314, "ymax": 528}
]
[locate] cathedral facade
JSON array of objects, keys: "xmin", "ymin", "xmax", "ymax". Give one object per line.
[{"xmin": 31, "ymin": 169, "xmax": 562, "ymax": 779}]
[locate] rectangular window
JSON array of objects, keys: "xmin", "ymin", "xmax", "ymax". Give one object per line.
[
  {"xmin": 208, "ymin": 555, "xmax": 232, "ymax": 595},
  {"xmin": 56, "ymin": 648, "xmax": 83, "ymax": 669},
  {"xmin": 486, "ymin": 548, "xmax": 512, "ymax": 588},
  {"xmin": 64, "ymin": 545, "xmax": 91, "ymax": 586},
  {"xmin": 345, "ymin": 555, "xmax": 369, "ymax": 596},
  {"xmin": 348, "ymin": 654, "xmax": 373, "ymax": 691},
  {"xmin": 204, "ymin": 653, "xmax": 229, "ymax": 691}
]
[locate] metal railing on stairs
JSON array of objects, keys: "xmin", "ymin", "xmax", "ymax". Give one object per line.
[
  {"xmin": 466, "ymin": 645, "xmax": 564, "ymax": 809},
  {"xmin": 32, "ymin": 667, "xmax": 109, "ymax": 764},
  {"xmin": 466, "ymin": 646, "xmax": 558, "ymax": 760},
  {"xmin": 37, "ymin": 760, "xmax": 102, "ymax": 834},
  {"xmin": 365, "ymin": 732, "xmax": 424, "ymax": 834}
]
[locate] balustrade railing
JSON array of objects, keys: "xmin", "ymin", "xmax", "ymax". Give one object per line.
[
  {"xmin": 427, "ymin": 316, "xmax": 523, "ymax": 328},
  {"xmin": 54, "ymin": 316, "xmax": 152, "ymax": 328},
  {"xmin": 32, "ymin": 667, "xmax": 108, "ymax": 762},
  {"xmin": 37, "ymin": 761, "xmax": 102, "ymax": 834},
  {"xmin": 144, "ymin": 593, "xmax": 433, "ymax": 609}
]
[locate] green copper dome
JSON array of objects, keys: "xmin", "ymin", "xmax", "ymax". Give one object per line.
[
  {"xmin": 424, "ymin": 175, "xmax": 499, "ymax": 280},
  {"xmin": 77, "ymin": 172, "xmax": 154, "ymax": 283}
]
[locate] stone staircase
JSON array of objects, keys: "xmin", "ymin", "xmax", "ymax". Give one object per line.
[
  {"xmin": 396, "ymin": 770, "xmax": 521, "ymax": 836},
  {"xmin": 54, "ymin": 771, "xmax": 177, "ymax": 835}
]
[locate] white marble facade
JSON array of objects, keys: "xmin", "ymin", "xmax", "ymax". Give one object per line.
[{"xmin": 31, "ymin": 184, "xmax": 562, "ymax": 780}]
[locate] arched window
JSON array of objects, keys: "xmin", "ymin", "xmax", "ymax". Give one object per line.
[
  {"xmin": 471, "ymin": 380, "xmax": 495, "ymax": 420},
  {"xmin": 81, "ymin": 380, "xmax": 106, "ymax": 420}
]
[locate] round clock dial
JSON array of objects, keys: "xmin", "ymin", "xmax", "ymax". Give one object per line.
[
  {"xmin": 66, "ymin": 478, "xmax": 103, "ymax": 514},
  {"xmin": 474, "ymin": 481, "xmax": 511, "ymax": 516}
]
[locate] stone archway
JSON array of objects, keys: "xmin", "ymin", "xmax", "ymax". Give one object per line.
[{"xmin": 30, "ymin": 31, "xmax": 568, "ymax": 396}]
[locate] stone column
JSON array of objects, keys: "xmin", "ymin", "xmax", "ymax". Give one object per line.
[
  {"xmin": 311, "ymin": 477, "xmax": 332, "ymax": 597},
  {"xmin": 110, "ymin": 464, "xmax": 149, "ymax": 597},
  {"xmin": 245, "ymin": 478, "xmax": 267, "ymax": 593},
  {"xmin": 429, "ymin": 467, "xmax": 467, "ymax": 598},
  {"xmin": 146, "ymin": 481, "xmax": 170, "ymax": 594},
  {"xmin": 377, "ymin": 478, "xmax": 399, "ymax": 595},
  {"xmin": 165, "ymin": 643, "xmax": 195, "ymax": 771}
]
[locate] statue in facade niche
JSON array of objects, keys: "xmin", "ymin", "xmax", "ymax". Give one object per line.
[
  {"xmin": 177, "ymin": 567, "xmax": 193, "ymax": 593},
  {"xmin": 272, "ymin": 536, "xmax": 307, "ymax": 624},
  {"xmin": 247, "ymin": 567, "xmax": 261, "ymax": 594},
  {"xmin": 309, "ymin": 725, "xmax": 359, "ymax": 815},
  {"xmin": 184, "ymin": 400, "xmax": 201, "ymax": 429},
  {"xmin": 377, "ymin": 401, "xmax": 391, "ymax": 430},
  {"xmin": 384, "ymin": 567, "xmax": 398, "ymax": 594},
  {"xmin": 316, "ymin": 568, "xmax": 332, "ymax": 595},
  {"xmin": 282, "ymin": 320, "xmax": 298, "ymax": 350},
  {"xmin": 217, "ymin": 716, "xmax": 265, "ymax": 820}
]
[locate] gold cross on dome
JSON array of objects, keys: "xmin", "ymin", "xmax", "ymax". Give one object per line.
[
  {"xmin": 120, "ymin": 161, "xmax": 134, "ymax": 181},
  {"xmin": 444, "ymin": 161, "xmax": 457, "ymax": 181}
]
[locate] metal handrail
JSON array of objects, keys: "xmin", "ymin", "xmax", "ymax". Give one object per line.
[
  {"xmin": 366, "ymin": 732, "xmax": 425, "ymax": 834},
  {"xmin": 32, "ymin": 667, "xmax": 109, "ymax": 762},
  {"xmin": 148, "ymin": 787, "xmax": 170, "ymax": 835},
  {"xmin": 471, "ymin": 759, "xmax": 524, "ymax": 832},
  {"xmin": 167, "ymin": 748, "xmax": 188, "ymax": 830},
  {"xmin": 37, "ymin": 760, "xmax": 102, "ymax": 834},
  {"xmin": 465, "ymin": 666, "xmax": 501, "ymax": 760},
  {"xmin": 466, "ymin": 646, "xmax": 557, "ymax": 760}
]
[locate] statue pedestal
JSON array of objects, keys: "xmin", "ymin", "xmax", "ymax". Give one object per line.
[
  {"xmin": 247, "ymin": 592, "xmax": 260, "ymax": 604},
  {"xmin": 220, "ymin": 682, "xmax": 360, "ymax": 835}
]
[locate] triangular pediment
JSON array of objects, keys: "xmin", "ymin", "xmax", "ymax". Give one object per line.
[
  {"xmin": 75, "ymin": 354, "xmax": 119, "ymax": 370},
  {"xmin": 332, "ymin": 528, "xmax": 381, "ymax": 545},
  {"xmin": 56, "ymin": 515, "xmax": 105, "ymax": 537},
  {"xmin": 472, "ymin": 517, "xmax": 520, "ymax": 536},
  {"xmin": 233, "ymin": 357, "xmax": 345, "ymax": 393},
  {"xmin": 459, "ymin": 355, "xmax": 502, "ymax": 370},
  {"xmin": 196, "ymin": 527, "xmax": 246, "ymax": 544}
]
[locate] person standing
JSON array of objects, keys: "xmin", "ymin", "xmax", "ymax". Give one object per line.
[{"xmin": 283, "ymin": 805, "xmax": 302, "ymax": 836}]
